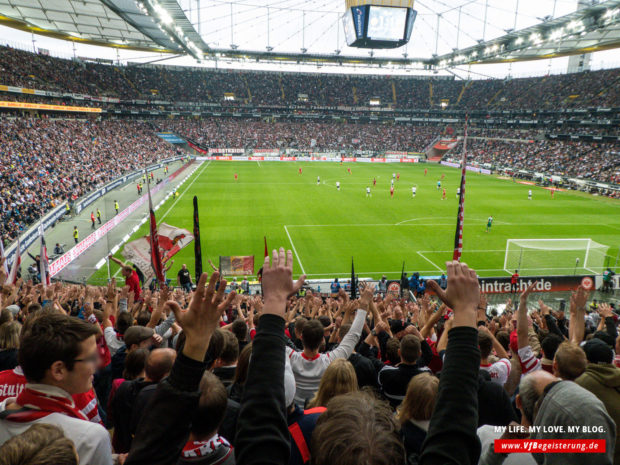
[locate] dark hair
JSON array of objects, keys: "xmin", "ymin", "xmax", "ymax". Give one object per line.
[
  {"xmin": 231, "ymin": 319, "xmax": 248, "ymax": 342},
  {"xmin": 302, "ymin": 320, "xmax": 325, "ymax": 351},
  {"xmin": 399, "ymin": 335, "xmax": 421, "ymax": 364},
  {"xmin": 385, "ymin": 338, "xmax": 400, "ymax": 364},
  {"xmin": 541, "ymin": 334, "xmax": 563, "ymax": 360},
  {"xmin": 338, "ymin": 324, "xmax": 352, "ymax": 341},
  {"xmin": 191, "ymin": 372, "xmax": 228, "ymax": 438},
  {"xmin": 122, "ymin": 348, "xmax": 148, "ymax": 380},
  {"xmin": 205, "ymin": 329, "xmax": 225, "ymax": 369},
  {"xmin": 136, "ymin": 311, "xmax": 151, "ymax": 327},
  {"xmin": 26, "ymin": 303, "xmax": 42, "ymax": 317},
  {"xmin": 478, "ymin": 331, "xmax": 493, "ymax": 359},
  {"xmin": 317, "ymin": 315, "xmax": 331, "ymax": 328},
  {"xmin": 219, "ymin": 330, "xmax": 240, "ymax": 365},
  {"xmin": 495, "ymin": 331, "xmax": 510, "ymax": 352},
  {"xmin": 232, "ymin": 342, "xmax": 252, "ymax": 385},
  {"xmin": 19, "ymin": 313, "xmax": 100, "ymax": 383},
  {"xmin": 116, "ymin": 312, "xmax": 133, "ymax": 335},
  {"xmin": 311, "ymin": 391, "xmax": 405, "ymax": 465},
  {"xmin": 293, "ymin": 317, "xmax": 307, "ymax": 336}
]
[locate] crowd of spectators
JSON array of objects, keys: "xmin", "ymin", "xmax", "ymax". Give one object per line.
[
  {"xmin": 0, "ymin": 250, "xmax": 617, "ymax": 465},
  {"xmin": 0, "ymin": 117, "xmax": 178, "ymax": 245},
  {"xmin": 3, "ymin": 45, "xmax": 620, "ymax": 110},
  {"xmin": 160, "ymin": 118, "xmax": 439, "ymax": 152}
]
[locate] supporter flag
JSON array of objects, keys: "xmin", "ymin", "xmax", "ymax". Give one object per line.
[
  {"xmin": 0, "ymin": 240, "xmax": 8, "ymax": 276},
  {"xmin": 147, "ymin": 179, "xmax": 165, "ymax": 286},
  {"xmin": 7, "ymin": 239, "xmax": 20, "ymax": 285},
  {"xmin": 453, "ymin": 117, "xmax": 468, "ymax": 262},
  {"xmin": 123, "ymin": 223, "xmax": 194, "ymax": 284},
  {"xmin": 219, "ymin": 256, "xmax": 254, "ymax": 276},
  {"xmin": 350, "ymin": 257, "xmax": 356, "ymax": 299},
  {"xmin": 193, "ymin": 196, "xmax": 202, "ymax": 282},
  {"xmin": 39, "ymin": 231, "xmax": 51, "ymax": 287},
  {"xmin": 264, "ymin": 236, "xmax": 269, "ymax": 258}
]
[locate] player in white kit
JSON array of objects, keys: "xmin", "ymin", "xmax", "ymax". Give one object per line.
[
  {"xmin": 528, "ymin": 189, "xmax": 532, "ymax": 200},
  {"xmin": 366, "ymin": 186, "xmax": 371, "ymax": 197},
  {"xmin": 336, "ymin": 181, "xmax": 340, "ymax": 191},
  {"xmin": 412, "ymin": 186, "xmax": 417, "ymax": 197}
]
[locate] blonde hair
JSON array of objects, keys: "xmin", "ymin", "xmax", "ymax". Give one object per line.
[
  {"xmin": 307, "ymin": 359, "xmax": 358, "ymax": 409},
  {"xmin": 397, "ymin": 373, "xmax": 439, "ymax": 424},
  {"xmin": 0, "ymin": 321, "xmax": 21, "ymax": 350},
  {"xmin": 0, "ymin": 423, "xmax": 78, "ymax": 465}
]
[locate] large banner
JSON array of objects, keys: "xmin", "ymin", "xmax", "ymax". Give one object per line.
[
  {"xmin": 122, "ymin": 223, "xmax": 194, "ymax": 282},
  {"xmin": 220, "ymin": 255, "xmax": 254, "ymax": 276}
]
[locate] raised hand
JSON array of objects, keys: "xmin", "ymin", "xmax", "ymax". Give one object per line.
[
  {"xmin": 598, "ymin": 302, "xmax": 613, "ymax": 319},
  {"xmin": 262, "ymin": 248, "xmax": 306, "ymax": 317},
  {"xmin": 166, "ymin": 271, "xmax": 236, "ymax": 361},
  {"xmin": 569, "ymin": 285, "xmax": 589, "ymax": 314},
  {"xmin": 427, "ymin": 261, "xmax": 480, "ymax": 328}
]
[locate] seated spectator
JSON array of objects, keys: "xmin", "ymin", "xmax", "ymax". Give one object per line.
[{"xmin": 306, "ymin": 359, "xmax": 357, "ymax": 409}]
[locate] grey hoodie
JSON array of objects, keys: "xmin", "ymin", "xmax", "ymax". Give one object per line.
[{"xmin": 532, "ymin": 380, "xmax": 616, "ymax": 465}]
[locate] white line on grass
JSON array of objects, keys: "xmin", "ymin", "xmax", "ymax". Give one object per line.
[
  {"xmin": 417, "ymin": 252, "xmax": 443, "ymax": 271},
  {"xmin": 257, "ymin": 161, "xmax": 261, "ymax": 168},
  {"xmin": 284, "ymin": 225, "xmax": 306, "ymax": 275}
]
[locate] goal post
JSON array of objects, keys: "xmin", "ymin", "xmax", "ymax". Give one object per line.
[{"xmin": 503, "ymin": 239, "xmax": 610, "ymax": 276}]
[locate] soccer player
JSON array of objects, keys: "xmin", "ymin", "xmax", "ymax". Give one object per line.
[
  {"xmin": 437, "ymin": 180, "xmax": 441, "ymax": 190},
  {"xmin": 336, "ymin": 181, "xmax": 340, "ymax": 191},
  {"xmin": 137, "ymin": 183, "xmax": 141, "ymax": 195},
  {"xmin": 510, "ymin": 270, "xmax": 519, "ymax": 293},
  {"xmin": 73, "ymin": 226, "xmax": 79, "ymax": 244},
  {"xmin": 390, "ymin": 186, "xmax": 394, "ymax": 198},
  {"xmin": 317, "ymin": 176, "xmax": 321, "ymax": 185},
  {"xmin": 234, "ymin": 173, "xmax": 238, "ymax": 181},
  {"xmin": 486, "ymin": 216, "xmax": 493, "ymax": 233},
  {"xmin": 442, "ymin": 188, "xmax": 446, "ymax": 200},
  {"xmin": 456, "ymin": 187, "xmax": 461, "ymax": 199},
  {"xmin": 366, "ymin": 186, "xmax": 371, "ymax": 197},
  {"xmin": 391, "ymin": 179, "xmax": 394, "ymax": 187},
  {"xmin": 528, "ymin": 189, "xmax": 532, "ymax": 200},
  {"xmin": 392, "ymin": 173, "xmax": 396, "ymax": 180},
  {"xmin": 299, "ymin": 167, "xmax": 302, "ymax": 175},
  {"xmin": 550, "ymin": 188, "xmax": 555, "ymax": 199},
  {"xmin": 397, "ymin": 173, "xmax": 400, "ymax": 181},
  {"xmin": 114, "ymin": 200, "xmax": 119, "ymax": 215},
  {"xmin": 96, "ymin": 208, "xmax": 102, "ymax": 224},
  {"xmin": 441, "ymin": 173, "xmax": 445, "ymax": 180},
  {"xmin": 424, "ymin": 168, "xmax": 428, "ymax": 176},
  {"xmin": 373, "ymin": 178, "xmax": 376, "ymax": 186},
  {"xmin": 90, "ymin": 212, "xmax": 96, "ymax": 230},
  {"xmin": 412, "ymin": 186, "xmax": 417, "ymax": 198},
  {"xmin": 347, "ymin": 168, "xmax": 351, "ymax": 174}
]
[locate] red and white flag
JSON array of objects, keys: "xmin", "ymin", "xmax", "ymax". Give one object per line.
[
  {"xmin": 146, "ymin": 175, "xmax": 165, "ymax": 285},
  {"xmin": 453, "ymin": 117, "xmax": 468, "ymax": 262},
  {"xmin": 40, "ymin": 232, "xmax": 51, "ymax": 287},
  {"xmin": 7, "ymin": 239, "xmax": 21, "ymax": 285},
  {"xmin": 0, "ymin": 240, "xmax": 8, "ymax": 276}
]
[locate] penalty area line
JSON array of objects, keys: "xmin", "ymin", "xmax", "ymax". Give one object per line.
[
  {"xmin": 284, "ymin": 225, "xmax": 306, "ymax": 276},
  {"xmin": 417, "ymin": 252, "xmax": 443, "ymax": 271}
]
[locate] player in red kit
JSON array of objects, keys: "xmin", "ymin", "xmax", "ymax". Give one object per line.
[
  {"xmin": 390, "ymin": 186, "xmax": 394, "ymax": 198},
  {"xmin": 234, "ymin": 173, "xmax": 238, "ymax": 180},
  {"xmin": 550, "ymin": 189, "xmax": 555, "ymax": 198},
  {"xmin": 90, "ymin": 212, "xmax": 96, "ymax": 229},
  {"xmin": 347, "ymin": 168, "xmax": 351, "ymax": 174},
  {"xmin": 424, "ymin": 168, "xmax": 428, "ymax": 176},
  {"xmin": 373, "ymin": 178, "xmax": 376, "ymax": 186},
  {"xmin": 397, "ymin": 173, "xmax": 400, "ymax": 181},
  {"xmin": 299, "ymin": 167, "xmax": 302, "ymax": 175},
  {"xmin": 442, "ymin": 188, "xmax": 446, "ymax": 200},
  {"xmin": 441, "ymin": 173, "xmax": 445, "ymax": 180}
]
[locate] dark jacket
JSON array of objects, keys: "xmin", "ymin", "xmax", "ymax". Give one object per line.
[
  {"xmin": 125, "ymin": 353, "xmax": 206, "ymax": 465},
  {"xmin": 0, "ymin": 349, "xmax": 18, "ymax": 372},
  {"xmin": 348, "ymin": 353, "xmax": 380, "ymax": 389},
  {"xmin": 234, "ymin": 314, "xmax": 290, "ymax": 465},
  {"xmin": 379, "ymin": 364, "xmax": 432, "ymax": 408},
  {"xmin": 400, "ymin": 420, "xmax": 428, "ymax": 462},
  {"xmin": 477, "ymin": 370, "xmax": 518, "ymax": 427},
  {"xmin": 419, "ymin": 327, "xmax": 482, "ymax": 465},
  {"xmin": 110, "ymin": 378, "xmax": 156, "ymax": 453},
  {"xmin": 287, "ymin": 405, "xmax": 323, "ymax": 465}
]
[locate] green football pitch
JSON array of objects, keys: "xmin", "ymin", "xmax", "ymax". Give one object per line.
[{"xmin": 89, "ymin": 161, "xmax": 620, "ymax": 284}]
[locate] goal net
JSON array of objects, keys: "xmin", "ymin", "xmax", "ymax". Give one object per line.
[{"xmin": 504, "ymin": 239, "xmax": 609, "ymax": 275}]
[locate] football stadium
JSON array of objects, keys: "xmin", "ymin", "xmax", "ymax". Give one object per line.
[{"xmin": 0, "ymin": 0, "xmax": 619, "ymax": 464}]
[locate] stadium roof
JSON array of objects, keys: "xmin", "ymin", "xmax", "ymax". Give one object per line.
[{"xmin": 1, "ymin": 0, "xmax": 620, "ymax": 70}]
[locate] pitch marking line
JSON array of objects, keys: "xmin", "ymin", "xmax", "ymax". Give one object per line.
[
  {"xmin": 417, "ymin": 252, "xmax": 443, "ymax": 271},
  {"xmin": 284, "ymin": 225, "xmax": 306, "ymax": 275}
]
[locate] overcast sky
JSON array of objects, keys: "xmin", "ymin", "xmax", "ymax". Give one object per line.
[{"xmin": 1, "ymin": 0, "xmax": 620, "ymax": 78}]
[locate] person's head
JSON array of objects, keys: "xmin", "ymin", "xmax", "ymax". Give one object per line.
[
  {"xmin": 385, "ymin": 338, "xmax": 400, "ymax": 364},
  {"xmin": 182, "ymin": 264, "xmax": 187, "ymax": 270},
  {"xmin": 307, "ymin": 359, "xmax": 358, "ymax": 409},
  {"xmin": 232, "ymin": 342, "xmax": 252, "ymax": 386},
  {"xmin": 123, "ymin": 326, "xmax": 154, "ymax": 352},
  {"xmin": 582, "ymin": 338, "xmax": 614, "ymax": 365},
  {"xmin": 553, "ymin": 342, "xmax": 587, "ymax": 381},
  {"xmin": 115, "ymin": 312, "xmax": 133, "ymax": 335},
  {"xmin": 516, "ymin": 370, "xmax": 559, "ymax": 426},
  {"xmin": 0, "ymin": 308, "xmax": 14, "ymax": 325},
  {"xmin": 231, "ymin": 319, "xmax": 248, "ymax": 342},
  {"xmin": 397, "ymin": 373, "xmax": 439, "ymax": 424},
  {"xmin": 55, "ymin": 243, "xmax": 60, "ymax": 247},
  {"xmin": 0, "ymin": 320, "xmax": 21, "ymax": 350},
  {"xmin": 302, "ymin": 319, "xmax": 325, "ymax": 351},
  {"xmin": 293, "ymin": 317, "xmax": 306, "ymax": 339},
  {"xmin": 540, "ymin": 334, "xmax": 563, "ymax": 360},
  {"xmin": 478, "ymin": 330, "xmax": 493, "ymax": 359},
  {"xmin": 190, "ymin": 372, "xmax": 228, "ymax": 440},
  {"xmin": 337, "ymin": 323, "xmax": 351, "ymax": 343},
  {"xmin": 0, "ymin": 423, "xmax": 78, "ymax": 465},
  {"xmin": 214, "ymin": 330, "xmax": 239, "ymax": 368},
  {"xmin": 334, "ymin": 278, "xmax": 338, "ymax": 283},
  {"xmin": 311, "ymin": 391, "xmax": 405, "ymax": 465},
  {"xmin": 204, "ymin": 329, "xmax": 225, "ymax": 369},
  {"xmin": 495, "ymin": 330, "xmax": 510, "ymax": 352},
  {"xmin": 399, "ymin": 335, "xmax": 421, "ymax": 364},
  {"xmin": 19, "ymin": 313, "xmax": 100, "ymax": 394},
  {"xmin": 135, "ymin": 310, "xmax": 151, "ymax": 327},
  {"xmin": 144, "ymin": 348, "xmax": 176, "ymax": 383},
  {"xmin": 121, "ymin": 266, "xmax": 133, "ymax": 278},
  {"xmin": 122, "ymin": 347, "xmax": 148, "ymax": 380}
]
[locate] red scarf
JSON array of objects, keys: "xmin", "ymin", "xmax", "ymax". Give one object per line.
[
  {"xmin": 1, "ymin": 386, "xmax": 88, "ymax": 423},
  {"xmin": 182, "ymin": 435, "xmax": 231, "ymax": 459}
]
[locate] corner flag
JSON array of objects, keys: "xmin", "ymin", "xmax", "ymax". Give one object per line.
[{"xmin": 193, "ymin": 196, "xmax": 203, "ymax": 282}]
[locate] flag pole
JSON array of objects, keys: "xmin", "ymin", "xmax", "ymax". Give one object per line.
[
  {"xmin": 452, "ymin": 115, "xmax": 469, "ymax": 262},
  {"xmin": 193, "ymin": 196, "xmax": 203, "ymax": 283}
]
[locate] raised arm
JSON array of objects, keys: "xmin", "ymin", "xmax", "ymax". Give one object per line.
[{"xmin": 516, "ymin": 282, "xmax": 537, "ymax": 349}]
